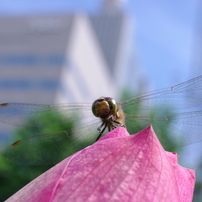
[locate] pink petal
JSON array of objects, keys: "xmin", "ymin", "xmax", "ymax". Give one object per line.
[{"xmin": 6, "ymin": 126, "xmax": 195, "ymax": 202}]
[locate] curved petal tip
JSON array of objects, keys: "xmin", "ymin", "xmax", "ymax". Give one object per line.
[{"xmin": 6, "ymin": 126, "xmax": 195, "ymax": 202}]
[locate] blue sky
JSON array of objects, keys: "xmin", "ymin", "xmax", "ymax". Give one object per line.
[
  {"xmin": 126, "ymin": 0, "xmax": 199, "ymax": 88},
  {"xmin": 0, "ymin": 0, "xmax": 199, "ymax": 89},
  {"xmin": 0, "ymin": 0, "xmax": 201, "ymax": 168}
]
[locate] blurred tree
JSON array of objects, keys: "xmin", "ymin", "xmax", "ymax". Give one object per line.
[
  {"xmin": 0, "ymin": 89, "xmax": 188, "ymax": 201},
  {"xmin": 120, "ymin": 89, "xmax": 178, "ymax": 152},
  {"xmin": 0, "ymin": 110, "xmax": 92, "ymax": 201},
  {"xmin": 193, "ymin": 161, "xmax": 202, "ymax": 201}
]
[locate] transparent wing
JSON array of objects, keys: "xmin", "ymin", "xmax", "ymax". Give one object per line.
[
  {"xmin": 5, "ymin": 119, "xmax": 101, "ymax": 165},
  {"xmin": 0, "ymin": 103, "xmax": 92, "ymax": 127},
  {"xmin": 121, "ymin": 75, "xmax": 202, "ymax": 149},
  {"xmin": 0, "ymin": 102, "xmax": 102, "ymax": 165},
  {"xmin": 3, "ymin": 75, "xmax": 202, "ymax": 164},
  {"xmin": 125, "ymin": 111, "xmax": 202, "ymax": 150},
  {"xmin": 121, "ymin": 75, "xmax": 202, "ymax": 109}
]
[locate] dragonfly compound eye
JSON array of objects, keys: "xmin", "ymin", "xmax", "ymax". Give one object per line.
[
  {"xmin": 92, "ymin": 97, "xmax": 117, "ymax": 119},
  {"xmin": 105, "ymin": 97, "xmax": 117, "ymax": 114}
]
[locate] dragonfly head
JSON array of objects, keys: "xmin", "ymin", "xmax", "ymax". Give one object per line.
[{"xmin": 92, "ymin": 97, "xmax": 117, "ymax": 119}]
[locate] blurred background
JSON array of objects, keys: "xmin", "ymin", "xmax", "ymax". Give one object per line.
[{"xmin": 0, "ymin": 0, "xmax": 202, "ymax": 201}]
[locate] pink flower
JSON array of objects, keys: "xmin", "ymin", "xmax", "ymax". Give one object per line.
[{"xmin": 6, "ymin": 126, "xmax": 195, "ymax": 202}]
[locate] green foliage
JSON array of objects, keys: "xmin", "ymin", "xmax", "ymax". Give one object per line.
[
  {"xmin": 0, "ymin": 89, "xmax": 184, "ymax": 200},
  {"xmin": 120, "ymin": 88, "xmax": 178, "ymax": 152},
  {"xmin": 193, "ymin": 180, "xmax": 202, "ymax": 202},
  {"xmin": 0, "ymin": 110, "xmax": 92, "ymax": 201},
  {"xmin": 0, "ymin": 153, "xmax": 52, "ymax": 202}
]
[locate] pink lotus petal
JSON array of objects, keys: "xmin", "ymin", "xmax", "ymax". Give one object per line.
[{"xmin": 6, "ymin": 126, "xmax": 195, "ymax": 202}]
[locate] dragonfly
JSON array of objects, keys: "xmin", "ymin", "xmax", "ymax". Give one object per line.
[{"xmin": 1, "ymin": 75, "xmax": 202, "ymax": 165}]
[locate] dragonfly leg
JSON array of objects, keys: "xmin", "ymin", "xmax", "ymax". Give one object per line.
[
  {"xmin": 97, "ymin": 121, "xmax": 105, "ymax": 133},
  {"xmin": 96, "ymin": 116, "xmax": 125, "ymax": 141},
  {"xmin": 112, "ymin": 119, "xmax": 125, "ymax": 128},
  {"xmin": 96, "ymin": 122, "xmax": 107, "ymax": 141}
]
